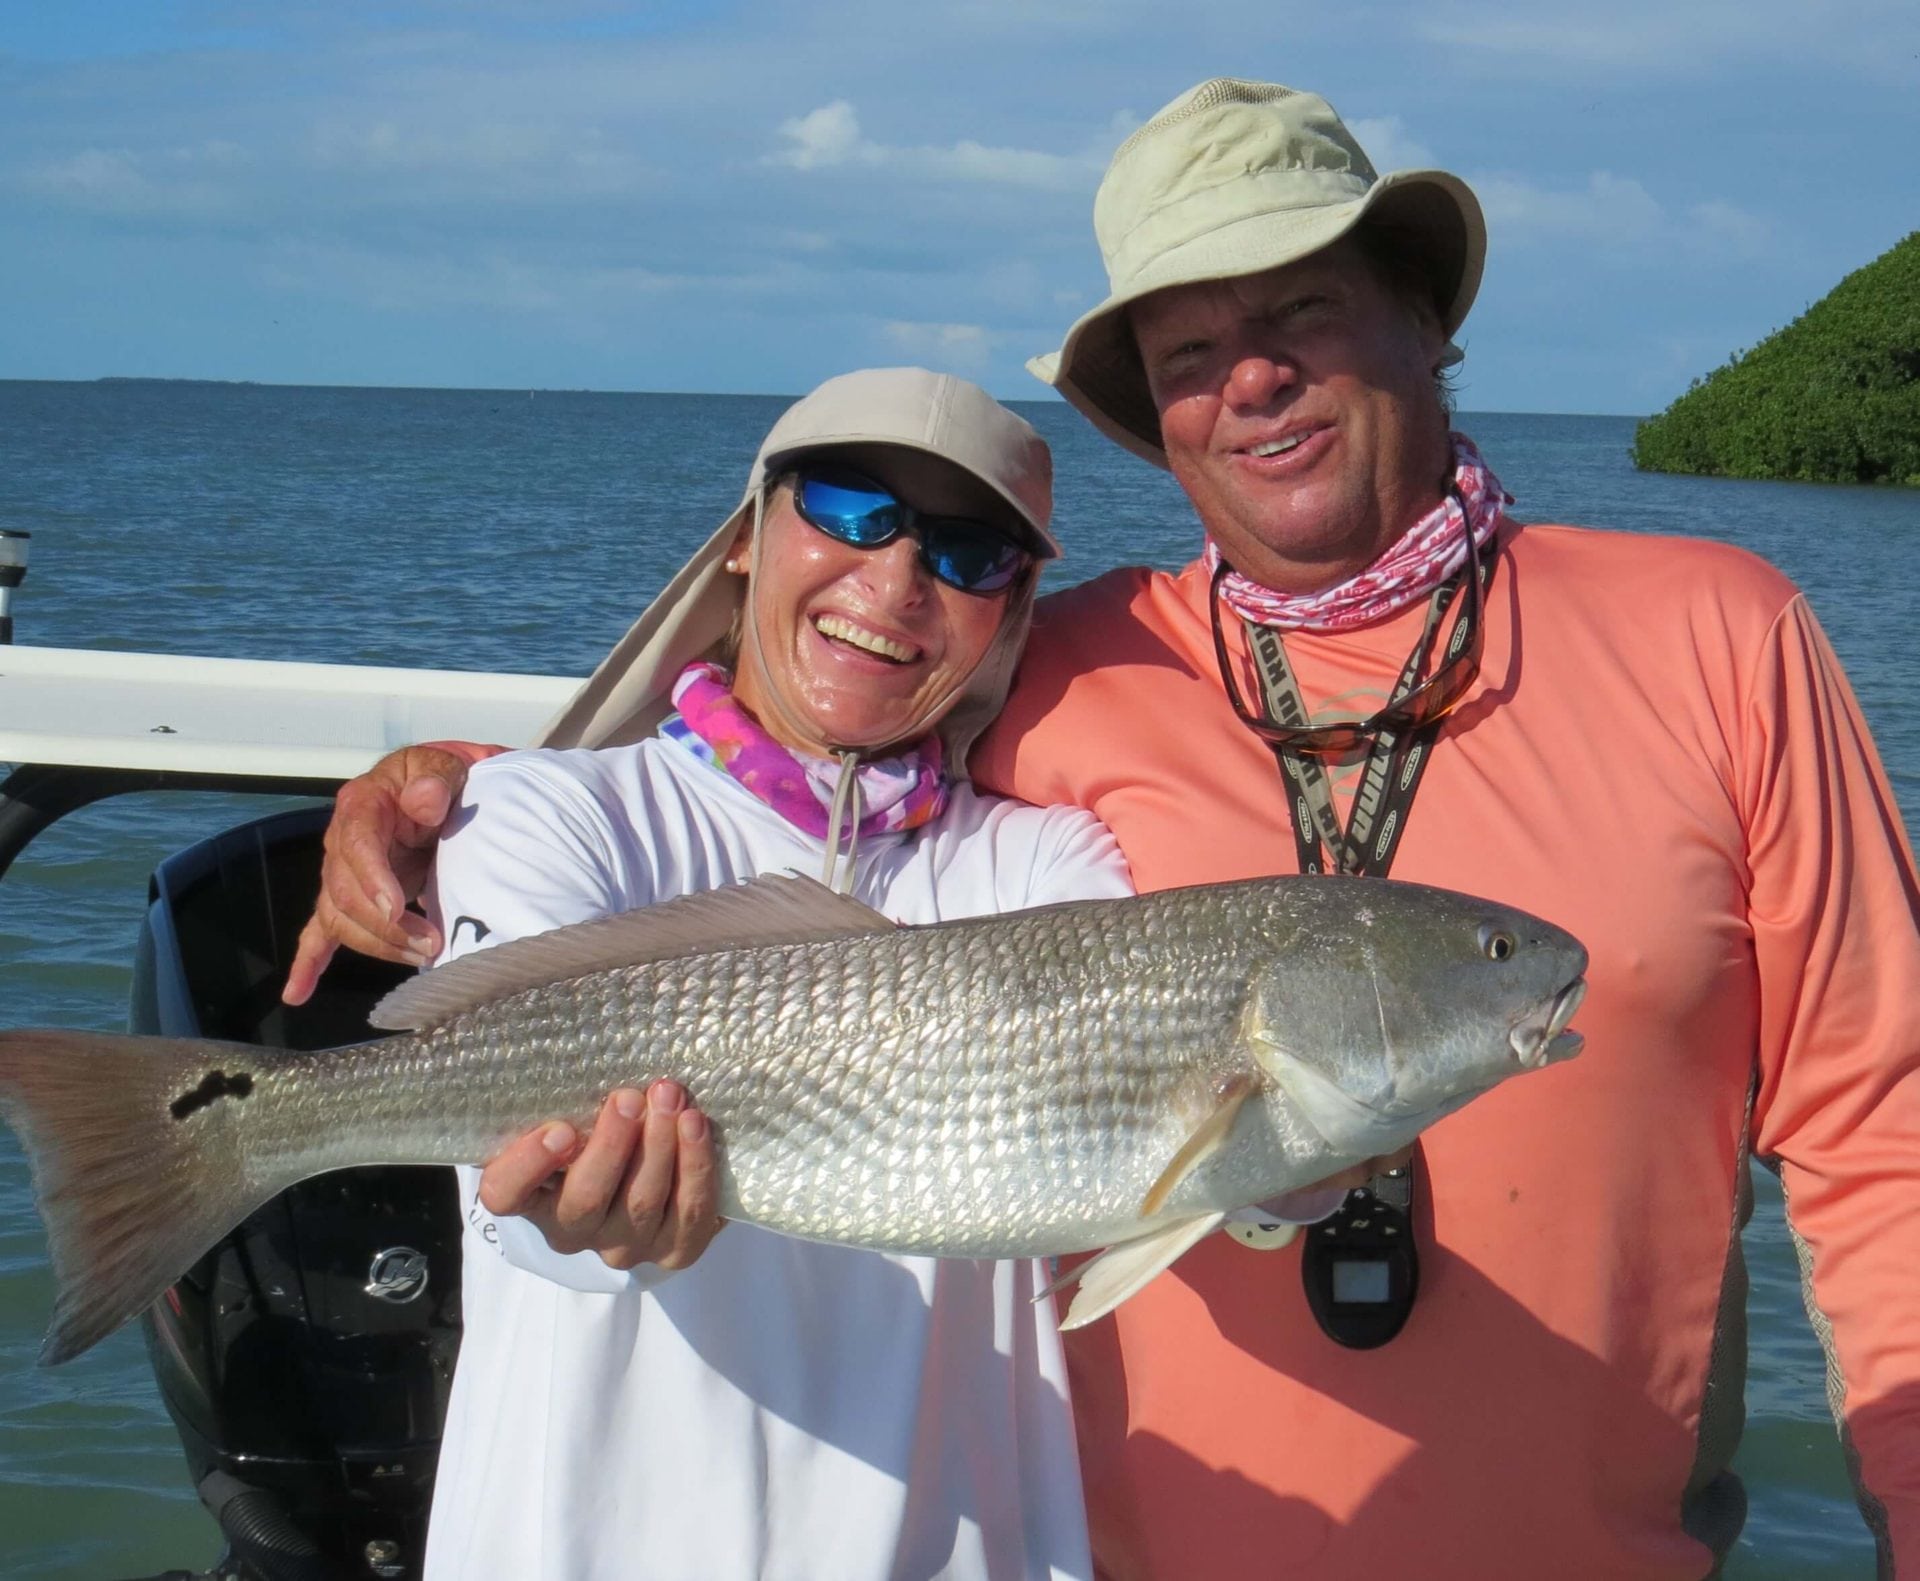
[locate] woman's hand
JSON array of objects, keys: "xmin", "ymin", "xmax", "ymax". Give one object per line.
[
  {"xmin": 282, "ymin": 739, "xmax": 504, "ymax": 1005},
  {"xmin": 479, "ymin": 1082, "xmax": 726, "ymax": 1272}
]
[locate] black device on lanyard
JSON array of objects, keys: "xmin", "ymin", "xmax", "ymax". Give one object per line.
[
  {"xmin": 1300, "ymin": 1161, "xmax": 1418, "ymax": 1349},
  {"xmin": 1215, "ymin": 524, "xmax": 1492, "ymax": 1349}
]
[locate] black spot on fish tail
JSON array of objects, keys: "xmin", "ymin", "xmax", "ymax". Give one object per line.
[
  {"xmin": 0, "ymin": 1028, "xmax": 293, "ymax": 1362},
  {"xmin": 169, "ymin": 1070, "xmax": 256, "ymax": 1121}
]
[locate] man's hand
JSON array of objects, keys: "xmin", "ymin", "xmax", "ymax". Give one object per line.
[
  {"xmin": 480, "ymin": 1083, "xmax": 725, "ymax": 1273},
  {"xmin": 1250, "ymin": 1147, "xmax": 1417, "ymax": 1226},
  {"xmin": 1310, "ymin": 1147, "xmax": 1415, "ymax": 1196},
  {"xmin": 282, "ymin": 740, "xmax": 504, "ymax": 1005}
]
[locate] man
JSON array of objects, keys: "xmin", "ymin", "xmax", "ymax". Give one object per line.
[{"xmin": 291, "ymin": 80, "xmax": 1918, "ymax": 1578}]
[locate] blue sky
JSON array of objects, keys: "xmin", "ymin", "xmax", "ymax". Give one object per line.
[{"xmin": 1, "ymin": 1, "xmax": 1914, "ymax": 414}]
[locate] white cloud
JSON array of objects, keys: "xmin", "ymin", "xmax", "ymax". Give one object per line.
[
  {"xmin": 1420, "ymin": 14, "xmax": 1674, "ymax": 67},
  {"xmin": 769, "ymin": 100, "xmax": 1102, "ymax": 192},
  {"xmin": 776, "ymin": 229, "xmax": 835, "ymax": 254},
  {"xmin": 1347, "ymin": 116, "xmax": 1436, "ymax": 175},
  {"xmin": 27, "ymin": 149, "xmax": 154, "ymax": 207},
  {"xmin": 257, "ymin": 237, "xmax": 780, "ymax": 319},
  {"xmin": 1466, "ymin": 171, "xmax": 1784, "ymax": 317},
  {"xmin": 264, "ymin": 241, "xmax": 578, "ymax": 314},
  {"xmin": 773, "ymin": 102, "xmax": 866, "ymax": 171},
  {"xmin": 925, "ymin": 139, "xmax": 1095, "ymax": 188},
  {"xmin": 1689, "ymin": 200, "xmax": 1773, "ymax": 253},
  {"xmin": 881, "ymin": 319, "xmax": 993, "ymax": 370},
  {"xmin": 1472, "ymin": 170, "xmax": 1770, "ymax": 257},
  {"xmin": 1475, "ymin": 171, "xmax": 1666, "ymax": 243},
  {"xmin": 304, "ymin": 118, "xmax": 656, "ymax": 199},
  {"xmin": 21, "ymin": 141, "xmax": 248, "ymax": 215},
  {"xmin": 1416, "ymin": 0, "xmax": 1920, "ymax": 74}
]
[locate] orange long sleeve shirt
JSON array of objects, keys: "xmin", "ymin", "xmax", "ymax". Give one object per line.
[{"xmin": 974, "ymin": 521, "xmax": 1920, "ymax": 1579}]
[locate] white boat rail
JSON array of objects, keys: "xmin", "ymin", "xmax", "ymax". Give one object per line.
[{"xmin": 0, "ymin": 644, "xmax": 582, "ymax": 780}]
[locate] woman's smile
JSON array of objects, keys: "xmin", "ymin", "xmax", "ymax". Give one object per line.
[
  {"xmin": 810, "ymin": 611, "xmax": 924, "ymax": 665},
  {"xmin": 730, "ymin": 448, "xmax": 1025, "ymax": 758}
]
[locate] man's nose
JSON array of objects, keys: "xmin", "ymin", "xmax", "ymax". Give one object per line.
[{"xmin": 1225, "ymin": 351, "xmax": 1297, "ymax": 410}]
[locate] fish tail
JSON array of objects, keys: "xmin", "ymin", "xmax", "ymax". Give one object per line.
[{"xmin": 0, "ymin": 1027, "xmax": 287, "ymax": 1365}]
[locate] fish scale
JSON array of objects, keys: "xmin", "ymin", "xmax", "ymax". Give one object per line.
[
  {"xmin": 367, "ymin": 898, "xmax": 1314, "ymax": 1251},
  {"xmin": 318, "ymin": 892, "xmax": 1439, "ymax": 1222},
  {"xmin": 0, "ymin": 871, "xmax": 1588, "ymax": 1362}
]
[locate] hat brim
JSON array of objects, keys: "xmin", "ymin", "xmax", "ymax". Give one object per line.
[
  {"xmin": 534, "ymin": 502, "xmax": 749, "ymax": 751},
  {"xmin": 1032, "ymin": 169, "xmax": 1485, "ymax": 469}
]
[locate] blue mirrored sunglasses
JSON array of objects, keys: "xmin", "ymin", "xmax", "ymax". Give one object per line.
[{"xmin": 788, "ymin": 466, "xmax": 1033, "ymax": 595}]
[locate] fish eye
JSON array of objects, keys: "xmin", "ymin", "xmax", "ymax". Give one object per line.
[{"xmin": 1478, "ymin": 925, "xmax": 1517, "ymax": 962}]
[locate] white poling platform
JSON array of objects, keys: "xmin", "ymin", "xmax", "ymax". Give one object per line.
[{"xmin": 0, "ymin": 645, "xmax": 583, "ymax": 780}]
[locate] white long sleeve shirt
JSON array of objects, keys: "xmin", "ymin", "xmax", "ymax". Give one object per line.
[{"xmin": 421, "ymin": 735, "xmax": 1133, "ymax": 1581}]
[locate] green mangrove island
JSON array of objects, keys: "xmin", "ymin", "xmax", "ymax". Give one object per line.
[{"xmin": 1634, "ymin": 231, "xmax": 1919, "ymax": 487}]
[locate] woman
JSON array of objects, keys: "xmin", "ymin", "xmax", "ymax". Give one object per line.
[{"xmin": 420, "ymin": 368, "xmax": 1133, "ymax": 1581}]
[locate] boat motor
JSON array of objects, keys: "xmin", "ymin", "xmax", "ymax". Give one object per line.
[
  {"xmin": 129, "ymin": 805, "xmax": 462, "ymax": 1581},
  {"xmin": 0, "ymin": 528, "xmax": 27, "ymax": 644}
]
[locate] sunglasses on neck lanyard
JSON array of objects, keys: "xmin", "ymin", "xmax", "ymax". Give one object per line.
[
  {"xmin": 1209, "ymin": 490, "xmax": 1489, "ymax": 758},
  {"xmin": 785, "ymin": 465, "xmax": 1035, "ymax": 595}
]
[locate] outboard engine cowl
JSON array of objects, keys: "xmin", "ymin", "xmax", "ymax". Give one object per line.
[{"xmin": 130, "ymin": 806, "xmax": 462, "ymax": 1581}]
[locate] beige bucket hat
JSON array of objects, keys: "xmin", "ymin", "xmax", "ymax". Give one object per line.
[
  {"xmin": 1030, "ymin": 77, "xmax": 1487, "ymax": 468},
  {"xmin": 535, "ymin": 367, "xmax": 1056, "ymax": 773}
]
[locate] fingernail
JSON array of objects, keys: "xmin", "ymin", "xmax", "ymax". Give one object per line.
[
  {"xmin": 650, "ymin": 1081, "xmax": 685, "ymax": 1115},
  {"xmin": 678, "ymin": 1111, "xmax": 708, "ymax": 1143},
  {"xmin": 404, "ymin": 950, "xmax": 433, "ymax": 970},
  {"xmin": 542, "ymin": 1122, "xmax": 576, "ymax": 1155},
  {"xmin": 613, "ymin": 1089, "xmax": 644, "ymax": 1121}
]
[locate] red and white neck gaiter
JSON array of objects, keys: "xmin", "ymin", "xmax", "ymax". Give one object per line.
[{"xmin": 1206, "ymin": 433, "xmax": 1511, "ymax": 633}]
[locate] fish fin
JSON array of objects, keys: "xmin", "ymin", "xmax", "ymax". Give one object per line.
[
  {"xmin": 0, "ymin": 1029, "xmax": 293, "ymax": 1365},
  {"xmin": 1138, "ymin": 1072, "xmax": 1261, "ymax": 1219},
  {"xmin": 371, "ymin": 872, "xmax": 897, "ymax": 1030},
  {"xmin": 1053, "ymin": 1213, "xmax": 1229, "ymax": 1330}
]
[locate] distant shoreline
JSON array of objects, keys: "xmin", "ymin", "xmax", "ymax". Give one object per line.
[
  {"xmin": 0, "ymin": 377, "xmax": 1647, "ymax": 421},
  {"xmin": 94, "ymin": 375, "xmax": 262, "ymax": 387}
]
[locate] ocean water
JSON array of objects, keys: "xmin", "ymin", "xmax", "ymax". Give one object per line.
[{"xmin": 1, "ymin": 380, "xmax": 1915, "ymax": 1579}]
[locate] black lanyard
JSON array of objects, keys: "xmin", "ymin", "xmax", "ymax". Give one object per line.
[
  {"xmin": 1229, "ymin": 551, "xmax": 1491, "ymax": 1346},
  {"xmin": 1243, "ymin": 557, "xmax": 1483, "ymax": 880}
]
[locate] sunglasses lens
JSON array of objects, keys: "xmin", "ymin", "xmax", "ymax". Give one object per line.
[
  {"xmin": 797, "ymin": 473, "xmax": 900, "ymax": 546},
  {"xmin": 922, "ymin": 523, "xmax": 1027, "ymax": 593},
  {"xmin": 796, "ymin": 468, "xmax": 1028, "ymax": 593},
  {"xmin": 1406, "ymin": 662, "xmax": 1473, "ymax": 726}
]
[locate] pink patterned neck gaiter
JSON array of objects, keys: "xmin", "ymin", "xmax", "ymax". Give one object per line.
[
  {"xmin": 663, "ymin": 662, "xmax": 949, "ymax": 839},
  {"xmin": 1205, "ymin": 433, "xmax": 1510, "ymax": 633}
]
